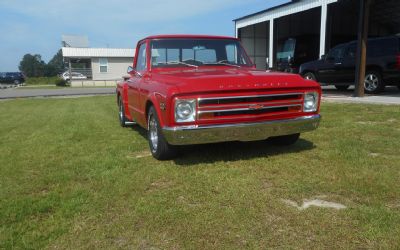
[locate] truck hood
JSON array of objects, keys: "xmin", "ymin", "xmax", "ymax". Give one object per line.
[{"xmin": 151, "ymin": 67, "xmax": 319, "ymax": 95}]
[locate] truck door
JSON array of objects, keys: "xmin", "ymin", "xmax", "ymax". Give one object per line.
[
  {"xmin": 127, "ymin": 42, "xmax": 147, "ymax": 122},
  {"xmin": 317, "ymin": 44, "xmax": 347, "ymax": 83},
  {"xmin": 338, "ymin": 43, "xmax": 357, "ymax": 83}
]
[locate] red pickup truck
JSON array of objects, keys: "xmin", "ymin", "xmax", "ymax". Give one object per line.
[{"xmin": 116, "ymin": 35, "xmax": 321, "ymax": 160}]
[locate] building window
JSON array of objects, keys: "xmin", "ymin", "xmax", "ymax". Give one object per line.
[{"xmin": 99, "ymin": 58, "xmax": 108, "ymax": 73}]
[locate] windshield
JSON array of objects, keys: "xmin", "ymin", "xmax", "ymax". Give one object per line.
[
  {"xmin": 277, "ymin": 38, "xmax": 296, "ymax": 61},
  {"xmin": 150, "ymin": 39, "xmax": 253, "ymax": 68}
]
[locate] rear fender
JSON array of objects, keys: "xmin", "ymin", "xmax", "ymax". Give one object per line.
[{"xmin": 120, "ymin": 84, "xmax": 133, "ymax": 121}]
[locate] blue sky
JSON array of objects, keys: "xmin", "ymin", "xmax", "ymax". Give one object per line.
[{"xmin": 0, "ymin": 0, "xmax": 288, "ymax": 71}]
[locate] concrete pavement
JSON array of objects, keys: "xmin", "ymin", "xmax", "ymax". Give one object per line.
[
  {"xmin": 321, "ymin": 86, "xmax": 400, "ymax": 105},
  {"xmin": 0, "ymin": 87, "xmax": 115, "ymax": 99}
]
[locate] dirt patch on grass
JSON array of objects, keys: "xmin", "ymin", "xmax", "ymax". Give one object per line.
[
  {"xmin": 146, "ymin": 179, "xmax": 174, "ymax": 193},
  {"xmin": 176, "ymin": 195, "xmax": 202, "ymax": 207},
  {"xmin": 282, "ymin": 198, "xmax": 347, "ymax": 210},
  {"xmin": 126, "ymin": 151, "xmax": 152, "ymax": 159},
  {"xmin": 369, "ymin": 152, "xmax": 380, "ymax": 157},
  {"xmin": 356, "ymin": 121, "xmax": 378, "ymax": 125},
  {"xmin": 386, "ymin": 201, "xmax": 400, "ymax": 209}
]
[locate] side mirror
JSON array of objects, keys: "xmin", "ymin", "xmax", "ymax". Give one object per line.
[{"xmin": 127, "ymin": 66, "xmax": 142, "ymax": 78}]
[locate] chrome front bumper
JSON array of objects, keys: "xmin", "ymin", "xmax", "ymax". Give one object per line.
[{"xmin": 162, "ymin": 114, "xmax": 321, "ymax": 145}]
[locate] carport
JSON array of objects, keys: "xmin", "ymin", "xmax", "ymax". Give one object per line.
[{"xmin": 234, "ymin": 0, "xmax": 400, "ymax": 96}]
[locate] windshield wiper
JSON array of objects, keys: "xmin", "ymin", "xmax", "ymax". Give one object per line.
[
  {"xmin": 204, "ymin": 60, "xmax": 241, "ymax": 68},
  {"xmin": 166, "ymin": 61, "xmax": 198, "ymax": 68}
]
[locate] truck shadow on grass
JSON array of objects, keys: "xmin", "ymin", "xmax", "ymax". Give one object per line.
[
  {"xmin": 173, "ymin": 139, "xmax": 316, "ymax": 166},
  {"xmin": 130, "ymin": 126, "xmax": 315, "ymax": 164}
]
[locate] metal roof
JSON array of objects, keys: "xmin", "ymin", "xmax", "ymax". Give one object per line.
[
  {"xmin": 234, "ymin": 0, "xmax": 337, "ymax": 29},
  {"xmin": 62, "ymin": 47, "xmax": 135, "ymax": 58},
  {"xmin": 233, "ymin": 0, "xmax": 294, "ymax": 21},
  {"xmin": 144, "ymin": 34, "xmax": 238, "ymax": 40}
]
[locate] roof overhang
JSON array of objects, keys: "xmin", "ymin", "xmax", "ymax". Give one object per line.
[
  {"xmin": 235, "ymin": 0, "xmax": 338, "ymax": 29},
  {"xmin": 62, "ymin": 47, "xmax": 135, "ymax": 58}
]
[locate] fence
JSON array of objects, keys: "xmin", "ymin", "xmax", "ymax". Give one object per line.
[{"xmin": 70, "ymin": 68, "xmax": 93, "ymax": 78}]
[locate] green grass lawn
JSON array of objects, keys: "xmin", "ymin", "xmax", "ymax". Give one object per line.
[{"xmin": 1, "ymin": 96, "xmax": 399, "ymax": 249}]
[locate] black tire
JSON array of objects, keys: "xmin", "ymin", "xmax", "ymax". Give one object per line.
[
  {"xmin": 303, "ymin": 72, "xmax": 316, "ymax": 81},
  {"xmin": 118, "ymin": 97, "xmax": 128, "ymax": 127},
  {"xmin": 269, "ymin": 133, "xmax": 300, "ymax": 146},
  {"xmin": 364, "ymin": 70, "xmax": 384, "ymax": 94},
  {"xmin": 335, "ymin": 85, "xmax": 350, "ymax": 91},
  {"xmin": 147, "ymin": 106, "xmax": 177, "ymax": 160}
]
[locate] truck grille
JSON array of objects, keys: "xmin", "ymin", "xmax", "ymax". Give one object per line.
[{"xmin": 197, "ymin": 93, "xmax": 303, "ymax": 121}]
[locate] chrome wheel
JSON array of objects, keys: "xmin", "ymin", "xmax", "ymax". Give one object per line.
[
  {"xmin": 364, "ymin": 73, "xmax": 379, "ymax": 92},
  {"xmin": 303, "ymin": 72, "xmax": 316, "ymax": 81},
  {"xmin": 305, "ymin": 74, "xmax": 313, "ymax": 80},
  {"xmin": 149, "ymin": 114, "xmax": 158, "ymax": 152},
  {"xmin": 147, "ymin": 106, "xmax": 177, "ymax": 160}
]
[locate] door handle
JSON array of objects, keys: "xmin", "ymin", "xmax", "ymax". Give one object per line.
[{"xmin": 335, "ymin": 63, "xmax": 342, "ymax": 65}]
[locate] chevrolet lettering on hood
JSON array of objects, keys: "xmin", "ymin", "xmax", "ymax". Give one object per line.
[
  {"xmin": 116, "ymin": 35, "xmax": 321, "ymax": 160},
  {"xmin": 218, "ymin": 82, "xmax": 290, "ymax": 89}
]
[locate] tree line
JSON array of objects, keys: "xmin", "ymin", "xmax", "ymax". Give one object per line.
[{"xmin": 18, "ymin": 50, "xmax": 65, "ymax": 77}]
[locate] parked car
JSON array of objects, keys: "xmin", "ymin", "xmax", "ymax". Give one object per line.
[
  {"xmin": 116, "ymin": 35, "xmax": 321, "ymax": 160},
  {"xmin": 61, "ymin": 72, "xmax": 87, "ymax": 81},
  {"xmin": 276, "ymin": 35, "xmax": 320, "ymax": 73},
  {"xmin": 299, "ymin": 35, "xmax": 400, "ymax": 93},
  {"xmin": 0, "ymin": 72, "xmax": 25, "ymax": 84}
]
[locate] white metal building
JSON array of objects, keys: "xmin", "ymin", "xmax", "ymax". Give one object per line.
[
  {"xmin": 62, "ymin": 47, "xmax": 135, "ymax": 84},
  {"xmin": 234, "ymin": 0, "xmax": 400, "ymax": 70}
]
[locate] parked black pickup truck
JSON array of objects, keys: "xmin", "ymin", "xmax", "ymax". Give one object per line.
[
  {"xmin": 0, "ymin": 72, "xmax": 25, "ymax": 85},
  {"xmin": 299, "ymin": 35, "xmax": 400, "ymax": 94}
]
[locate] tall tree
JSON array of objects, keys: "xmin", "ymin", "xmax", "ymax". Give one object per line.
[
  {"xmin": 18, "ymin": 54, "xmax": 46, "ymax": 77},
  {"xmin": 46, "ymin": 49, "xmax": 65, "ymax": 76}
]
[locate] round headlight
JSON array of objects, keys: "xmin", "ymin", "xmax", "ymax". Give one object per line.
[
  {"xmin": 304, "ymin": 92, "xmax": 318, "ymax": 112},
  {"xmin": 176, "ymin": 102, "xmax": 193, "ymax": 119},
  {"xmin": 304, "ymin": 95, "xmax": 315, "ymax": 108}
]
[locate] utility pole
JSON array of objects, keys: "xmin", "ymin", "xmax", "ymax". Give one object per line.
[{"xmin": 354, "ymin": 0, "xmax": 372, "ymax": 97}]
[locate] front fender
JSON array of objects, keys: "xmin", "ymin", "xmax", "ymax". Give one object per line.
[{"xmin": 147, "ymin": 92, "xmax": 168, "ymax": 128}]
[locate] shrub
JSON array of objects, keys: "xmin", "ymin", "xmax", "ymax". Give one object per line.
[
  {"xmin": 55, "ymin": 78, "xmax": 68, "ymax": 87},
  {"xmin": 25, "ymin": 77, "xmax": 67, "ymax": 86}
]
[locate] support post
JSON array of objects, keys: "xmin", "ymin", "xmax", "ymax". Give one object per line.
[
  {"xmin": 268, "ymin": 19, "xmax": 274, "ymax": 69},
  {"xmin": 354, "ymin": 0, "xmax": 372, "ymax": 97},
  {"xmin": 235, "ymin": 25, "xmax": 239, "ymax": 38},
  {"xmin": 68, "ymin": 59, "xmax": 72, "ymax": 82},
  {"xmin": 319, "ymin": 3, "xmax": 328, "ymax": 57}
]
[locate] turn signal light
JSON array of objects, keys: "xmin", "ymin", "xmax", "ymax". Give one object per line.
[
  {"xmin": 199, "ymin": 113, "xmax": 215, "ymax": 120},
  {"xmin": 288, "ymin": 106, "xmax": 301, "ymax": 112}
]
